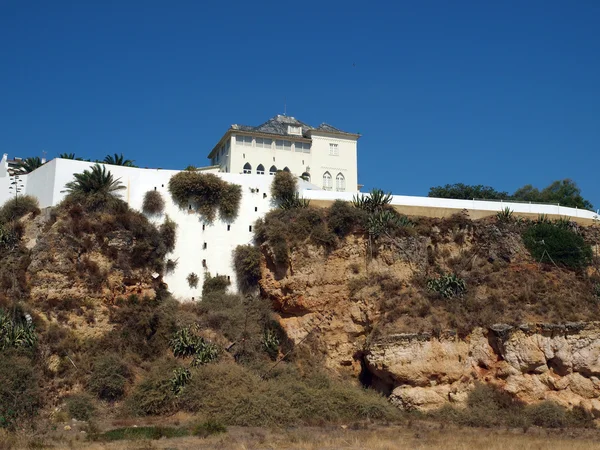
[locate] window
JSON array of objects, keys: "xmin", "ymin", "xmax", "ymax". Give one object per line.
[
  {"xmin": 203, "ymin": 242, "xmax": 207, "ymax": 249},
  {"xmin": 288, "ymin": 125, "xmax": 302, "ymax": 135},
  {"xmin": 323, "ymin": 172, "xmax": 332, "ymax": 190},
  {"xmin": 256, "ymin": 138, "xmax": 272, "ymax": 148},
  {"xmin": 295, "ymin": 142, "xmax": 310, "ymax": 153},
  {"xmin": 227, "ymin": 225, "xmax": 231, "ymax": 231},
  {"xmin": 283, "ymin": 167, "xmax": 290, "ymax": 173},
  {"xmin": 243, "ymin": 162, "xmax": 252, "ymax": 174},
  {"xmin": 336, "ymin": 173, "xmax": 345, "ymax": 191},
  {"xmin": 256, "ymin": 164, "xmax": 265, "ymax": 175},
  {"xmin": 236, "ymin": 135, "xmax": 252, "ymax": 146},
  {"xmin": 301, "ymin": 172, "xmax": 310, "ymax": 182},
  {"xmin": 202, "ymin": 224, "xmax": 205, "ymax": 231},
  {"xmin": 276, "ymin": 139, "xmax": 292, "ymax": 151},
  {"xmin": 329, "ymin": 143, "xmax": 339, "ymax": 156},
  {"xmin": 249, "ymin": 225, "xmax": 252, "ymax": 232},
  {"xmin": 255, "ymin": 207, "xmax": 258, "ymax": 212},
  {"xmin": 269, "ymin": 165, "xmax": 277, "ymax": 175}
]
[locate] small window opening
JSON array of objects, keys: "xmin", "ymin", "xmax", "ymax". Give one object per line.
[
  {"xmin": 188, "ymin": 204, "xmax": 192, "ymax": 210},
  {"xmin": 161, "ymin": 184, "xmax": 164, "ymax": 187},
  {"xmin": 263, "ymin": 193, "xmax": 267, "ymax": 199},
  {"xmin": 249, "ymin": 225, "xmax": 252, "ymax": 232},
  {"xmin": 202, "ymin": 259, "xmax": 206, "ymax": 268},
  {"xmin": 255, "ymin": 207, "xmax": 258, "ymax": 212},
  {"xmin": 203, "ymin": 242, "xmax": 207, "ymax": 250},
  {"xmin": 227, "ymin": 225, "xmax": 231, "ymax": 231},
  {"xmin": 227, "ymin": 276, "xmax": 231, "ymax": 282},
  {"xmin": 202, "ymin": 224, "xmax": 205, "ymax": 231}
]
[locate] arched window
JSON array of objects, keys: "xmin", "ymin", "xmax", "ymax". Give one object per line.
[
  {"xmin": 243, "ymin": 162, "xmax": 252, "ymax": 174},
  {"xmin": 256, "ymin": 164, "xmax": 265, "ymax": 175},
  {"xmin": 301, "ymin": 172, "xmax": 310, "ymax": 182},
  {"xmin": 269, "ymin": 165, "xmax": 277, "ymax": 175},
  {"xmin": 336, "ymin": 173, "xmax": 345, "ymax": 192},
  {"xmin": 283, "ymin": 167, "xmax": 290, "ymax": 173},
  {"xmin": 323, "ymin": 172, "xmax": 332, "ymax": 190}
]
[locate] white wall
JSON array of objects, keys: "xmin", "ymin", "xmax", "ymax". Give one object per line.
[{"xmin": 308, "ymin": 132, "xmax": 358, "ymax": 193}]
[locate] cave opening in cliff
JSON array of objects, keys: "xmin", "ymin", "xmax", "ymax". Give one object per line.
[{"xmin": 356, "ymin": 352, "xmax": 394, "ymax": 396}]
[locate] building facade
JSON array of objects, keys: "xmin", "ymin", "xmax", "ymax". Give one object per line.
[{"xmin": 207, "ymin": 115, "xmax": 360, "ymax": 192}]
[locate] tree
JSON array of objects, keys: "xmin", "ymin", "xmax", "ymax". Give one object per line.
[
  {"xmin": 16, "ymin": 157, "xmax": 44, "ymax": 174},
  {"xmin": 63, "ymin": 164, "xmax": 126, "ymax": 197},
  {"xmin": 58, "ymin": 153, "xmax": 84, "ymax": 161},
  {"xmin": 541, "ymin": 179, "xmax": 592, "ymax": 210},
  {"xmin": 271, "ymin": 171, "xmax": 297, "ymax": 202},
  {"xmin": 103, "ymin": 153, "xmax": 136, "ymax": 167},
  {"xmin": 428, "ymin": 183, "xmax": 509, "ymax": 200}
]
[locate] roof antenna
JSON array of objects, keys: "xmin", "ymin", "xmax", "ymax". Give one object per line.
[{"xmin": 283, "ymin": 97, "xmax": 286, "ymax": 116}]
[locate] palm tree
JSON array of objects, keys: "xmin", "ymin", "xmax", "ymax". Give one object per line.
[
  {"xmin": 17, "ymin": 157, "xmax": 44, "ymax": 174},
  {"xmin": 59, "ymin": 153, "xmax": 84, "ymax": 161},
  {"xmin": 63, "ymin": 164, "xmax": 126, "ymax": 197},
  {"xmin": 103, "ymin": 153, "xmax": 136, "ymax": 167}
]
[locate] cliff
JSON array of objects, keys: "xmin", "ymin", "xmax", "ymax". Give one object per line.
[{"xmin": 259, "ymin": 215, "xmax": 600, "ymax": 414}]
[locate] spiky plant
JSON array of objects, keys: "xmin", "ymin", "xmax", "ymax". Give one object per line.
[
  {"xmin": 496, "ymin": 207, "xmax": 514, "ymax": 223},
  {"xmin": 16, "ymin": 157, "xmax": 44, "ymax": 174},
  {"xmin": 170, "ymin": 367, "xmax": 192, "ymax": 396},
  {"xmin": 427, "ymin": 273, "xmax": 466, "ymax": 299},
  {"xmin": 58, "ymin": 153, "xmax": 83, "ymax": 160},
  {"xmin": 352, "ymin": 188, "xmax": 392, "ymax": 213},
  {"xmin": 367, "ymin": 210, "xmax": 413, "ymax": 237},
  {"xmin": 0, "ymin": 309, "xmax": 37, "ymax": 351},
  {"xmin": 554, "ymin": 217, "xmax": 573, "ymax": 230},
  {"xmin": 279, "ymin": 192, "xmax": 310, "ymax": 210},
  {"xmin": 63, "ymin": 164, "xmax": 125, "ymax": 197},
  {"xmin": 103, "ymin": 153, "xmax": 136, "ymax": 167}
]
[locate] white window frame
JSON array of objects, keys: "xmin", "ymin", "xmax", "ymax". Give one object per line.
[
  {"xmin": 256, "ymin": 137, "xmax": 272, "ymax": 149},
  {"xmin": 276, "ymin": 139, "xmax": 292, "ymax": 151},
  {"xmin": 243, "ymin": 163, "xmax": 252, "ymax": 174},
  {"xmin": 294, "ymin": 142, "xmax": 310, "ymax": 153},
  {"xmin": 323, "ymin": 171, "xmax": 332, "ymax": 190},
  {"xmin": 329, "ymin": 143, "xmax": 339, "ymax": 156},
  {"xmin": 236, "ymin": 135, "xmax": 253, "ymax": 146},
  {"xmin": 256, "ymin": 164, "xmax": 265, "ymax": 175},
  {"xmin": 288, "ymin": 125, "xmax": 302, "ymax": 135},
  {"xmin": 335, "ymin": 173, "xmax": 345, "ymax": 191}
]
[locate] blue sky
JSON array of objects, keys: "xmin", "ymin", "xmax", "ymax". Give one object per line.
[{"xmin": 1, "ymin": 1, "xmax": 599, "ymax": 208}]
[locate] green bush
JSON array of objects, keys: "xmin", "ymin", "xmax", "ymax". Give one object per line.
[
  {"xmin": 142, "ymin": 190, "xmax": 165, "ymax": 215},
  {"xmin": 88, "ymin": 353, "xmax": 130, "ymax": 401},
  {"xmin": 233, "ymin": 245, "xmax": 261, "ymax": 293},
  {"xmin": 527, "ymin": 401, "xmax": 567, "ymax": 428},
  {"xmin": 352, "ymin": 188, "xmax": 392, "ymax": 213},
  {"xmin": 202, "ymin": 273, "xmax": 230, "ymax": 296},
  {"xmin": 523, "ymin": 222, "xmax": 593, "ymax": 269},
  {"xmin": 0, "ymin": 308, "xmax": 37, "ymax": 351},
  {"xmin": 66, "ymin": 393, "xmax": 96, "ymax": 421},
  {"xmin": 126, "ymin": 360, "xmax": 178, "ymax": 416},
  {"xmin": 167, "ymin": 172, "xmax": 241, "ymax": 222},
  {"xmin": 0, "ymin": 195, "xmax": 40, "ymax": 224},
  {"xmin": 0, "ymin": 351, "xmax": 40, "ymax": 428},
  {"xmin": 169, "ymin": 326, "xmax": 219, "ymax": 366},
  {"xmin": 427, "ymin": 273, "xmax": 466, "ymax": 298},
  {"xmin": 159, "ymin": 216, "xmax": 177, "ymax": 253},
  {"xmin": 170, "ymin": 367, "xmax": 191, "ymax": 396},
  {"xmin": 271, "ymin": 171, "xmax": 297, "ymax": 202},
  {"xmin": 328, "ymin": 200, "xmax": 367, "ymax": 238},
  {"xmin": 192, "ymin": 420, "xmax": 227, "ymax": 438}
]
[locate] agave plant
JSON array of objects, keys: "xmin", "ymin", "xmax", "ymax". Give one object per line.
[
  {"xmin": 191, "ymin": 341, "xmax": 219, "ymax": 366},
  {"xmin": 103, "ymin": 153, "xmax": 136, "ymax": 167},
  {"xmin": 279, "ymin": 193, "xmax": 310, "ymax": 210},
  {"xmin": 352, "ymin": 188, "xmax": 392, "ymax": 213},
  {"xmin": 0, "ymin": 309, "xmax": 37, "ymax": 351},
  {"xmin": 16, "ymin": 157, "xmax": 44, "ymax": 174},
  {"xmin": 169, "ymin": 327, "xmax": 200, "ymax": 358},
  {"xmin": 367, "ymin": 210, "xmax": 413, "ymax": 237},
  {"xmin": 262, "ymin": 328, "xmax": 280, "ymax": 359},
  {"xmin": 554, "ymin": 217, "xmax": 573, "ymax": 230},
  {"xmin": 63, "ymin": 164, "xmax": 125, "ymax": 197},
  {"xmin": 537, "ymin": 214, "xmax": 551, "ymax": 224},
  {"xmin": 427, "ymin": 273, "xmax": 466, "ymax": 299},
  {"xmin": 496, "ymin": 207, "xmax": 514, "ymax": 223},
  {"xmin": 170, "ymin": 367, "xmax": 192, "ymax": 396}
]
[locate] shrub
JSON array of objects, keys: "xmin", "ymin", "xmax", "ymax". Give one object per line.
[
  {"xmin": 496, "ymin": 207, "xmax": 514, "ymax": 223},
  {"xmin": 0, "ymin": 351, "xmax": 40, "ymax": 428},
  {"xmin": 328, "ymin": 200, "xmax": 367, "ymax": 238},
  {"xmin": 0, "ymin": 308, "xmax": 37, "ymax": 351},
  {"xmin": 233, "ymin": 245, "xmax": 261, "ymax": 293},
  {"xmin": 192, "ymin": 420, "xmax": 227, "ymax": 438},
  {"xmin": 168, "ymin": 172, "xmax": 241, "ymax": 222},
  {"xmin": 127, "ymin": 375, "xmax": 177, "ymax": 416},
  {"xmin": 352, "ymin": 188, "xmax": 392, "ymax": 213},
  {"xmin": 523, "ymin": 222, "xmax": 592, "ymax": 269},
  {"xmin": 159, "ymin": 215, "xmax": 177, "ymax": 253},
  {"xmin": 88, "ymin": 354, "xmax": 130, "ymax": 401},
  {"xmin": 93, "ymin": 426, "xmax": 188, "ymax": 442},
  {"xmin": 165, "ymin": 258, "xmax": 178, "ymax": 274},
  {"xmin": 527, "ymin": 401, "xmax": 567, "ymax": 428},
  {"xmin": 187, "ymin": 272, "xmax": 199, "ymax": 289},
  {"xmin": 142, "ymin": 190, "xmax": 165, "ymax": 215},
  {"xmin": 169, "ymin": 326, "xmax": 219, "ymax": 366},
  {"xmin": 427, "ymin": 273, "xmax": 466, "ymax": 298},
  {"xmin": 0, "ymin": 195, "xmax": 40, "ymax": 224},
  {"xmin": 66, "ymin": 393, "xmax": 96, "ymax": 421},
  {"xmin": 170, "ymin": 367, "xmax": 191, "ymax": 396},
  {"xmin": 202, "ymin": 273, "xmax": 230, "ymax": 296},
  {"xmin": 271, "ymin": 171, "xmax": 297, "ymax": 202}
]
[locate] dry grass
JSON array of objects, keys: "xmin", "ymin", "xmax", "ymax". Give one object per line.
[{"xmin": 5, "ymin": 423, "xmax": 600, "ymax": 449}]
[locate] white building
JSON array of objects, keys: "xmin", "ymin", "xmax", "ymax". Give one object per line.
[{"xmin": 207, "ymin": 114, "xmax": 361, "ymax": 193}]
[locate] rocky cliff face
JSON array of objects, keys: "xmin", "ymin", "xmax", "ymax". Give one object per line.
[
  {"xmin": 366, "ymin": 323, "xmax": 600, "ymax": 416},
  {"xmin": 259, "ymin": 222, "xmax": 600, "ymax": 414}
]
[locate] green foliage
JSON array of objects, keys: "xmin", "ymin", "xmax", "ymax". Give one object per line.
[
  {"xmin": 170, "ymin": 367, "xmax": 191, "ymax": 396},
  {"xmin": 496, "ymin": 207, "xmax": 514, "ymax": 223},
  {"xmin": 202, "ymin": 273, "xmax": 230, "ymax": 296},
  {"xmin": 88, "ymin": 354, "xmax": 130, "ymax": 401},
  {"xmin": 62, "ymin": 164, "xmax": 126, "ymax": 210},
  {"xmin": 92, "ymin": 426, "xmax": 189, "ymax": 442},
  {"xmin": 16, "ymin": 157, "xmax": 44, "ymax": 174},
  {"xmin": 427, "ymin": 273, "xmax": 466, "ymax": 298},
  {"xmin": 352, "ymin": 188, "xmax": 392, "ymax": 213},
  {"xmin": 554, "ymin": 216, "xmax": 572, "ymax": 229},
  {"xmin": 262, "ymin": 328, "xmax": 280, "ymax": 360},
  {"xmin": 514, "ymin": 179, "xmax": 593, "ymax": 210},
  {"xmin": 367, "ymin": 210, "xmax": 413, "ymax": 237},
  {"xmin": 279, "ymin": 192, "xmax": 310, "ymax": 210},
  {"xmin": 126, "ymin": 361, "xmax": 178, "ymax": 416},
  {"xmin": 165, "ymin": 258, "xmax": 178, "ymax": 274},
  {"xmin": 271, "ymin": 171, "xmax": 298, "ymax": 202},
  {"xmin": 103, "ymin": 153, "xmax": 136, "ymax": 167},
  {"xmin": 142, "ymin": 190, "xmax": 165, "ymax": 215},
  {"xmin": 0, "ymin": 309, "xmax": 36, "ymax": 351},
  {"xmin": 169, "ymin": 326, "xmax": 219, "ymax": 366},
  {"xmin": 0, "ymin": 195, "xmax": 40, "ymax": 224},
  {"xmin": 66, "ymin": 393, "xmax": 96, "ymax": 421},
  {"xmin": 428, "ymin": 183, "xmax": 510, "ymax": 200},
  {"xmin": 192, "ymin": 420, "xmax": 227, "ymax": 438},
  {"xmin": 523, "ymin": 222, "xmax": 592, "ymax": 269},
  {"xmin": 0, "ymin": 221, "xmax": 23, "ymax": 251},
  {"xmin": 327, "ymin": 200, "xmax": 368, "ymax": 238},
  {"xmin": 233, "ymin": 244, "xmax": 261, "ymax": 293},
  {"xmin": 186, "ymin": 272, "xmax": 199, "ymax": 289},
  {"xmin": 0, "ymin": 351, "xmax": 40, "ymax": 428},
  {"xmin": 159, "ymin": 215, "xmax": 177, "ymax": 253},
  {"xmin": 168, "ymin": 171, "xmax": 241, "ymax": 222},
  {"xmin": 59, "ymin": 153, "xmax": 84, "ymax": 160}
]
